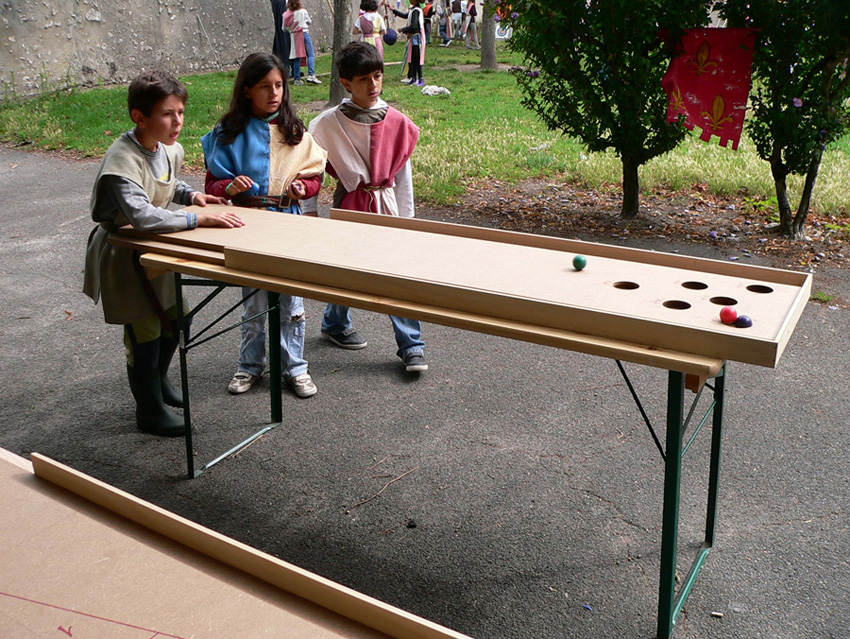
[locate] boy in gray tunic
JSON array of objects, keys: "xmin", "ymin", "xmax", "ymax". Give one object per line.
[{"xmin": 84, "ymin": 70, "xmax": 244, "ymax": 436}]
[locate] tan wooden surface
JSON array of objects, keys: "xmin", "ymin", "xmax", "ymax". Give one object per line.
[
  {"xmin": 115, "ymin": 205, "xmax": 810, "ymax": 368},
  {"xmin": 0, "ymin": 448, "xmax": 472, "ymax": 639},
  {"xmin": 141, "ymin": 253, "xmax": 725, "ymax": 378},
  {"xmin": 329, "ymin": 208, "xmax": 807, "ymax": 284}
]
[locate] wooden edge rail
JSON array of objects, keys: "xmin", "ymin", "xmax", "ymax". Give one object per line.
[
  {"xmin": 30, "ymin": 453, "xmax": 474, "ymax": 639},
  {"xmin": 108, "ymin": 235, "xmax": 226, "ymax": 265}
]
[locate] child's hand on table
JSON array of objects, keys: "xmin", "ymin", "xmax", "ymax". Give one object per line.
[
  {"xmin": 197, "ymin": 209, "xmax": 245, "ymax": 228},
  {"xmin": 192, "ymin": 192, "xmax": 227, "ymax": 206}
]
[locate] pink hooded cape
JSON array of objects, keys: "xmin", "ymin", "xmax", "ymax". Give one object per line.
[{"xmin": 322, "ymin": 107, "xmax": 419, "ymax": 215}]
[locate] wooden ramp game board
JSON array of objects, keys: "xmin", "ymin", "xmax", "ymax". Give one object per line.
[{"xmin": 115, "ymin": 205, "xmax": 811, "ymax": 369}]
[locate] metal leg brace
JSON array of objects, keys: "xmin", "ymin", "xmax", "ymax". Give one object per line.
[{"xmin": 175, "ymin": 274, "xmax": 284, "ymax": 479}]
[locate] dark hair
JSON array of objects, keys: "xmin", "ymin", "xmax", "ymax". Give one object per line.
[
  {"xmin": 288, "ymin": 0, "xmax": 303, "ymax": 9},
  {"xmin": 360, "ymin": 0, "xmax": 378, "ymax": 11},
  {"xmin": 218, "ymin": 52, "xmax": 305, "ymax": 146},
  {"xmin": 336, "ymin": 42, "xmax": 384, "ymax": 81},
  {"xmin": 127, "ymin": 70, "xmax": 188, "ymax": 117}
]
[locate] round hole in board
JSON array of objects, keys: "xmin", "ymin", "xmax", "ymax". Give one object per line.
[
  {"xmin": 663, "ymin": 300, "xmax": 691, "ymax": 310},
  {"xmin": 681, "ymin": 281, "xmax": 708, "ymax": 290},
  {"xmin": 613, "ymin": 281, "xmax": 640, "ymax": 290},
  {"xmin": 710, "ymin": 296, "xmax": 738, "ymax": 306},
  {"xmin": 747, "ymin": 284, "xmax": 774, "ymax": 294}
]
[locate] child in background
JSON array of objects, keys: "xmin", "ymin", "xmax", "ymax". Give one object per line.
[
  {"xmin": 390, "ymin": 0, "xmax": 426, "ymax": 86},
  {"xmin": 422, "ymin": 0, "xmax": 435, "ymax": 44},
  {"xmin": 271, "ymin": 0, "xmax": 290, "ymax": 62},
  {"xmin": 84, "ymin": 70, "xmax": 243, "ymax": 437},
  {"xmin": 202, "ymin": 52, "xmax": 327, "ymax": 398},
  {"xmin": 302, "ymin": 42, "xmax": 428, "ymax": 373},
  {"xmin": 285, "ymin": 0, "xmax": 322, "ymax": 85},
  {"xmin": 438, "ymin": 2, "xmax": 451, "ymax": 46},
  {"xmin": 450, "ymin": 0, "xmax": 464, "ymax": 44},
  {"xmin": 464, "ymin": 0, "xmax": 479, "ymax": 49},
  {"xmin": 354, "ymin": 0, "xmax": 387, "ymax": 59}
]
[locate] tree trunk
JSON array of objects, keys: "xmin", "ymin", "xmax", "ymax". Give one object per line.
[
  {"xmin": 620, "ymin": 155, "xmax": 640, "ymax": 219},
  {"xmin": 790, "ymin": 146, "xmax": 823, "ymax": 240},
  {"xmin": 328, "ymin": 0, "xmax": 353, "ymax": 107},
  {"xmin": 770, "ymin": 149, "xmax": 795, "ymax": 237},
  {"xmin": 480, "ymin": 1, "xmax": 497, "ymax": 70}
]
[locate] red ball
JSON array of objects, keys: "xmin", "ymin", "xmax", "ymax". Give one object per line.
[{"xmin": 720, "ymin": 306, "xmax": 738, "ymax": 325}]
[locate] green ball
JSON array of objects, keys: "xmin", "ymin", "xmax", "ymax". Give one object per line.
[{"xmin": 572, "ymin": 255, "xmax": 587, "ymax": 271}]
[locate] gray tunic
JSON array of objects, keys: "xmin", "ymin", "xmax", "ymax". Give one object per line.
[{"xmin": 83, "ymin": 132, "xmax": 196, "ymax": 324}]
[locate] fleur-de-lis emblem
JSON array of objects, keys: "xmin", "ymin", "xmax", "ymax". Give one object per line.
[
  {"xmin": 670, "ymin": 86, "xmax": 685, "ymax": 112},
  {"xmin": 687, "ymin": 41, "xmax": 718, "ymax": 76},
  {"xmin": 701, "ymin": 95, "xmax": 735, "ymax": 131}
]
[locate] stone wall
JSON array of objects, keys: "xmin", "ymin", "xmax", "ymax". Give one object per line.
[{"xmin": 0, "ymin": 0, "xmax": 348, "ymax": 100}]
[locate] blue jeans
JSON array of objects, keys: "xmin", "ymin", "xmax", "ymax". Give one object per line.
[
  {"xmin": 237, "ymin": 200, "xmax": 308, "ymax": 377},
  {"xmin": 304, "ymin": 31, "xmax": 316, "ymax": 76},
  {"xmin": 322, "ymin": 304, "xmax": 425, "ymax": 360},
  {"xmin": 289, "ymin": 58, "xmax": 301, "ymax": 81},
  {"xmin": 238, "ymin": 288, "xmax": 308, "ymax": 379}
]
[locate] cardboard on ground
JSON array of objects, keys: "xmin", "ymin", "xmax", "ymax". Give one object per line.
[{"xmin": 0, "ymin": 448, "xmax": 472, "ymax": 639}]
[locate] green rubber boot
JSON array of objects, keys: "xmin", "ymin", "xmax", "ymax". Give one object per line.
[
  {"xmin": 126, "ymin": 365, "xmax": 185, "ymax": 437},
  {"xmin": 158, "ymin": 335, "xmax": 184, "ymax": 408}
]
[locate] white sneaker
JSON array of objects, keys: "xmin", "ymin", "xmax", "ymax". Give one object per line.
[
  {"xmin": 400, "ymin": 78, "xmax": 414, "ymax": 84},
  {"xmin": 287, "ymin": 372, "xmax": 317, "ymax": 398},
  {"xmin": 228, "ymin": 371, "xmax": 260, "ymax": 394},
  {"xmin": 305, "ymin": 75, "xmax": 322, "ymax": 84}
]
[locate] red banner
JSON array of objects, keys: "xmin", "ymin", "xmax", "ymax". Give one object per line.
[{"xmin": 661, "ymin": 28, "xmax": 757, "ymax": 150}]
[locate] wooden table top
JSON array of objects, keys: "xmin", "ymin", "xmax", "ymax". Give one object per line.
[{"xmin": 116, "ymin": 206, "xmax": 811, "ymax": 371}]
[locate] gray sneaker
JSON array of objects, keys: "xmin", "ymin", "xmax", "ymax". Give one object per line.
[
  {"xmin": 404, "ymin": 353, "xmax": 428, "ymax": 372},
  {"xmin": 322, "ymin": 330, "xmax": 368, "ymax": 350},
  {"xmin": 287, "ymin": 372, "xmax": 317, "ymax": 398},
  {"xmin": 292, "ymin": 79, "xmax": 305, "ymax": 86},
  {"xmin": 228, "ymin": 371, "xmax": 260, "ymax": 394}
]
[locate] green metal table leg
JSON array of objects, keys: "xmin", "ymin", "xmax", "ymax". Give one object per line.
[
  {"xmin": 175, "ymin": 273, "xmax": 196, "ymax": 480},
  {"xmin": 267, "ymin": 291, "xmax": 283, "ymax": 423},
  {"xmin": 705, "ymin": 364, "xmax": 726, "ymax": 545},
  {"xmin": 656, "ymin": 366, "xmax": 727, "ymax": 638},
  {"xmin": 657, "ymin": 370, "xmax": 686, "ymax": 639}
]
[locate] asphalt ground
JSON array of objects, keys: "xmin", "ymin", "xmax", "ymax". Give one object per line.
[{"xmin": 1, "ymin": 144, "xmax": 848, "ymax": 639}]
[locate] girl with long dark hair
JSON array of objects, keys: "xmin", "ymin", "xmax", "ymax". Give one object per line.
[{"xmin": 202, "ymin": 52, "xmax": 327, "ymax": 398}]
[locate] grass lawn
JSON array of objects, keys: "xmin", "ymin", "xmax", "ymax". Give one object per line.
[{"xmin": 1, "ymin": 43, "xmax": 848, "ymax": 216}]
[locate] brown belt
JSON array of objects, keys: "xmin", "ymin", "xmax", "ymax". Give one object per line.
[{"xmin": 232, "ymin": 193, "xmax": 294, "ymax": 209}]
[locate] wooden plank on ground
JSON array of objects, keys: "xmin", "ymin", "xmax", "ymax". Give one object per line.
[{"xmin": 0, "ymin": 451, "xmax": 476, "ymax": 639}]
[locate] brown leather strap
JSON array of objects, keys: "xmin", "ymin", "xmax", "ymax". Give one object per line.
[{"xmin": 232, "ymin": 193, "xmax": 293, "ymax": 209}]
